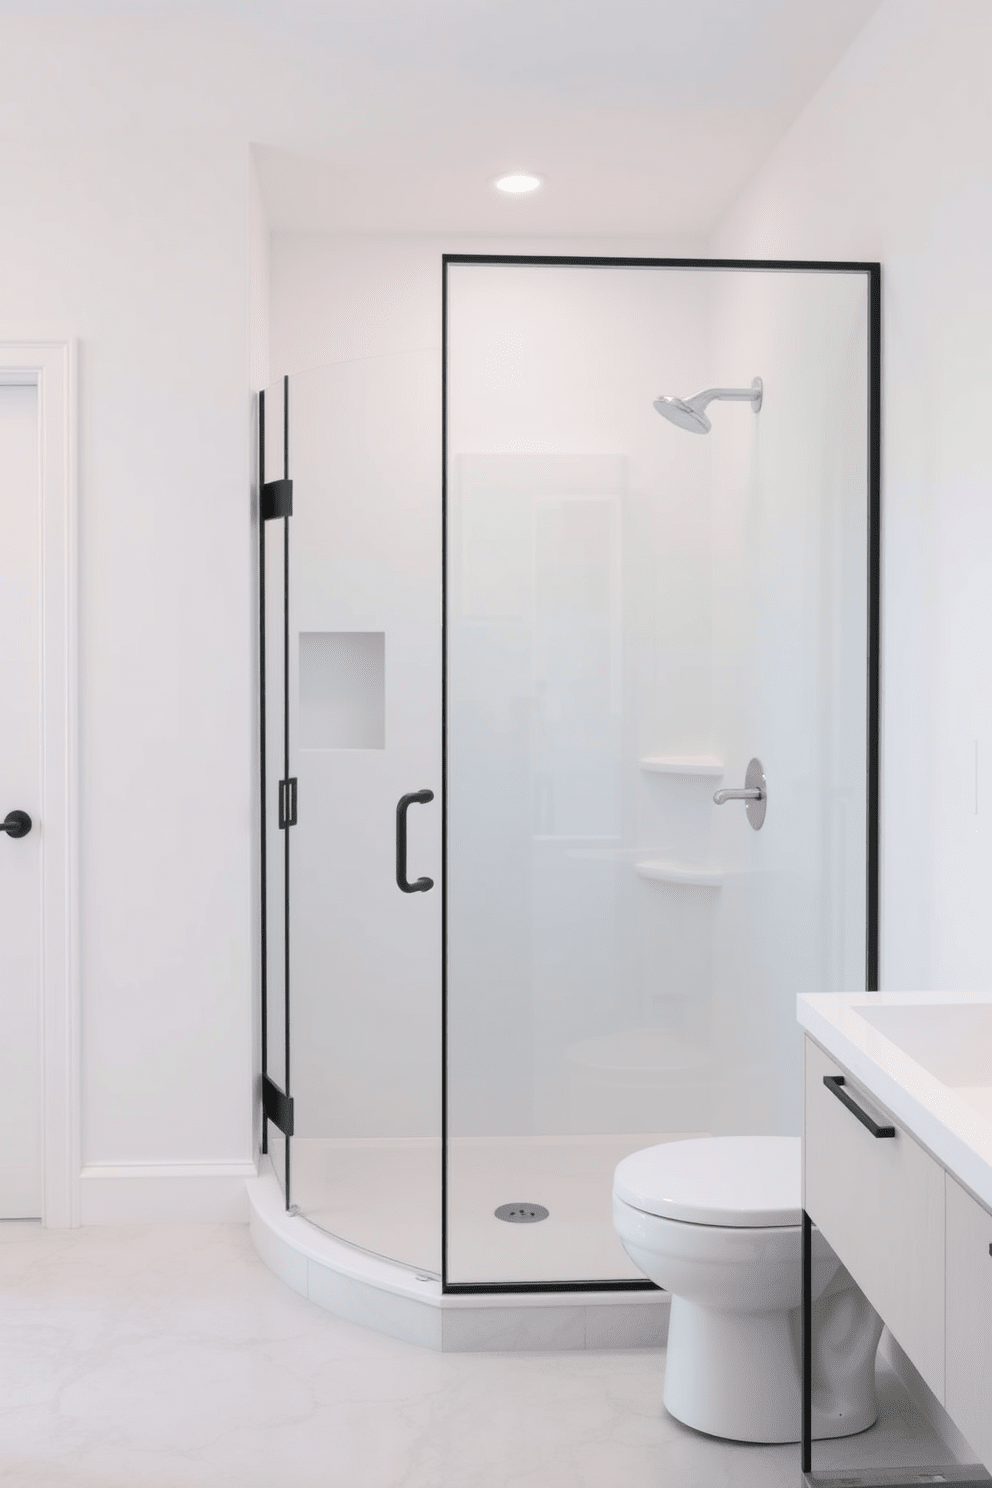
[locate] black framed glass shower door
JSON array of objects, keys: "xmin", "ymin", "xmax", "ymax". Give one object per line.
[{"xmin": 259, "ymin": 358, "xmax": 443, "ymax": 1275}]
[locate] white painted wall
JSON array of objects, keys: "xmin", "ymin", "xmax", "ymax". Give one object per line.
[
  {"xmin": 248, "ymin": 155, "xmax": 271, "ymax": 1167},
  {"xmin": 273, "ymin": 0, "xmax": 992, "ymax": 1011},
  {"xmin": 7, "ymin": 0, "xmax": 982, "ymax": 1222},
  {"xmin": 712, "ymin": 0, "xmax": 992, "ymax": 992},
  {"xmin": 269, "ymin": 233, "xmax": 703, "ymax": 374},
  {"xmin": 0, "ymin": 129, "xmax": 256, "ymax": 1216},
  {"xmin": 249, "ymin": 158, "xmax": 271, "ymax": 397}
]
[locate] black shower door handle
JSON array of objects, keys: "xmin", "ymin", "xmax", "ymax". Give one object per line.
[{"xmin": 396, "ymin": 790, "xmax": 434, "ymax": 893}]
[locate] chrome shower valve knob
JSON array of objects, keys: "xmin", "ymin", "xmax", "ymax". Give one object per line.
[{"xmin": 713, "ymin": 759, "xmax": 766, "ymax": 831}]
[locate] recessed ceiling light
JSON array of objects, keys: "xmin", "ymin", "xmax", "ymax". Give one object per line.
[{"xmin": 495, "ymin": 174, "xmax": 542, "ymax": 194}]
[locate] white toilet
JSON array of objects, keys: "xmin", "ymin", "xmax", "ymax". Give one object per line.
[{"xmin": 612, "ymin": 1135, "xmax": 883, "ymax": 1444}]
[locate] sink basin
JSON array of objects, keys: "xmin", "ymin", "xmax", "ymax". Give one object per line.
[{"xmin": 855, "ymin": 1003, "xmax": 992, "ymax": 1121}]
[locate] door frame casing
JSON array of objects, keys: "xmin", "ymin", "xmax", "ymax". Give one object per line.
[{"xmin": 0, "ymin": 342, "xmax": 79, "ymax": 1227}]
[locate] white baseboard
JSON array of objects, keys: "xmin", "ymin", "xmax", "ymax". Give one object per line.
[
  {"xmin": 878, "ymin": 1328, "xmax": 976, "ymax": 1463},
  {"xmin": 79, "ymin": 1162, "xmax": 257, "ymax": 1224}
]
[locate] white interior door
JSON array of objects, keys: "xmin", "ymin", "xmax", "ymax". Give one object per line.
[{"xmin": 0, "ymin": 382, "xmax": 42, "ymax": 1219}]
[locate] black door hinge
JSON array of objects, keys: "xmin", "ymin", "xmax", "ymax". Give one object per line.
[
  {"xmin": 261, "ymin": 478, "xmax": 293, "ymax": 520},
  {"xmin": 262, "ymin": 1074, "xmax": 295, "ymax": 1136},
  {"xmin": 278, "ymin": 777, "xmax": 298, "ymax": 829}
]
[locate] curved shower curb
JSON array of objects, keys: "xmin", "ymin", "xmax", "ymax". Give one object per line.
[{"xmin": 248, "ymin": 1171, "xmax": 669, "ymax": 1353}]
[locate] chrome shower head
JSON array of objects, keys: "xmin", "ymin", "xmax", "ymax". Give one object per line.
[
  {"xmin": 653, "ymin": 377, "xmax": 763, "ymax": 435},
  {"xmin": 653, "ymin": 394, "xmax": 712, "ymax": 434}
]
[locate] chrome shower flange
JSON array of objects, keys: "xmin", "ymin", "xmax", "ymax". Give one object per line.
[{"xmin": 744, "ymin": 756, "xmax": 767, "ymax": 831}]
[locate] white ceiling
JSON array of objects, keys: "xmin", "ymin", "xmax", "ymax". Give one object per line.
[
  {"xmin": 249, "ymin": 0, "xmax": 885, "ymax": 236},
  {"xmin": 0, "ymin": 0, "xmax": 885, "ymax": 237}
]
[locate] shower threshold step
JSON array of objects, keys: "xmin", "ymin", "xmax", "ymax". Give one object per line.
[
  {"xmin": 803, "ymin": 1469, "xmax": 992, "ymax": 1487},
  {"xmin": 249, "ymin": 1168, "xmax": 668, "ymax": 1354}
]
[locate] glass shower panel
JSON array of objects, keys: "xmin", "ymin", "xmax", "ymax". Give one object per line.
[
  {"xmin": 285, "ymin": 353, "xmax": 443, "ymax": 1274},
  {"xmin": 445, "ymin": 261, "xmax": 870, "ymax": 1286},
  {"xmin": 706, "ymin": 267, "xmax": 870, "ymax": 1135}
]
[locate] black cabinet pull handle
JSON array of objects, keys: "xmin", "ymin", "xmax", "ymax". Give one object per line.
[
  {"xmin": 1, "ymin": 810, "xmax": 31, "ymax": 839},
  {"xmin": 823, "ymin": 1075, "xmax": 895, "ymax": 1138},
  {"xmin": 396, "ymin": 790, "xmax": 434, "ymax": 893}
]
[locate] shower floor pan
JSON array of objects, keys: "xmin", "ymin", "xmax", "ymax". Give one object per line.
[
  {"xmin": 249, "ymin": 1134, "xmax": 675, "ymax": 1352},
  {"xmin": 289, "ymin": 1132, "xmax": 684, "ymax": 1282}
]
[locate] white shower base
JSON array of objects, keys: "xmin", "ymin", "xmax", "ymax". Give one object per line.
[
  {"xmin": 249, "ymin": 1164, "xmax": 670, "ymax": 1352},
  {"xmin": 289, "ymin": 1132, "xmax": 701, "ymax": 1283}
]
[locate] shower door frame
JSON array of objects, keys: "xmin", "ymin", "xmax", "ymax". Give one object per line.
[
  {"xmin": 258, "ymin": 375, "xmax": 296, "ymax": 1206},
  {"xmin": 439, "ymin": 253, "xmax": 882, "ymax": 1296}
]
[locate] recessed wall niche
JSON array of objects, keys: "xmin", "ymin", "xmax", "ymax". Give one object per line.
[{"xmin": 298, "ymin": 631, "xmax": 385, "ymax": 750}]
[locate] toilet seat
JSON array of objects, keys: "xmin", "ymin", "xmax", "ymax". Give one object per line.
[
  {"xmin": 613, "ymin": 1135, "xmax": 800, "ymax": 1228},
  {"xmin": 611, "ymin": 1134, "xmax": 882, "ymax": 1444}
]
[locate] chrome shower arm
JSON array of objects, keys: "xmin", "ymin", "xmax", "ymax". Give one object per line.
[{"xmin": 689, "ymin": 380, "xmax": 763, "ymax": 414}]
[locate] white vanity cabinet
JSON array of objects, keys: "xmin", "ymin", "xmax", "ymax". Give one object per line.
[
  {"xmin": 946, "ymin": 1174, "xmax": 992, "ymax": 1466},
  {"xmin": 799, "ymin": 994, "xmax": 992, "ymax": 1475},
  {"xmin": 804, "ymin": 1037, "xmax": 946, "ymax": 1399}
]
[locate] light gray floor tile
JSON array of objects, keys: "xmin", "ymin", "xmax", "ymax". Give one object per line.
[{"xmin": 0, "ymin": 1220, "xmax": 961, "ymax": 1488}]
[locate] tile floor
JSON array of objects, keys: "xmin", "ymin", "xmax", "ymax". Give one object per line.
[{"xmin": 0, "ymin": 1219, "xmax": 962, "ymax": 1488}]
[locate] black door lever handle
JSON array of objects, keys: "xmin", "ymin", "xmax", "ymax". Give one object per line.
[
  {"xmin": 396, "ymin": 790, "xmax": 434, "ymax": 893},
  {"xmin": 1, "ymin": 810, "xmax": 32, "ymax": 838}
]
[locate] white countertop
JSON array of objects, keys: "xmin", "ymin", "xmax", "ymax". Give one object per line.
[{"xmin": 798, "ymin": 990, "xmax": 992, "ymax": 1213}]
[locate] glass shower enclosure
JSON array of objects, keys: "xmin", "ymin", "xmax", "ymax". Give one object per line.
[{"xmin": 259, "ymin": 255, "xmax": 880, "ymax": 1294}]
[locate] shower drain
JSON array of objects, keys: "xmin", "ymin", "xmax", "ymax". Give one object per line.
[{"xmin": 494, "ymin": 1202, "xmax": 549, "ymax": 1224}]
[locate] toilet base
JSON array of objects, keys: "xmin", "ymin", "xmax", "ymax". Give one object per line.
[{"xmin": 663, "ymin": 1276, "xmax": 883, "ymax": 1445}]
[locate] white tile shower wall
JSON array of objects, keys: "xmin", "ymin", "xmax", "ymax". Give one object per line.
[
  {"xmin": 712, "ymin": 0, "xmax": 992, "ymax": 993},
  {"xmin": 445, "ymin": 263, "xmax": 713, "ymax": 1138}
]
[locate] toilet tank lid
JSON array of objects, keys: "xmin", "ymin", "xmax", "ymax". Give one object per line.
[{"xmin": 613, "ymin": 1136, "xmax": 801, "ymax": 1227}]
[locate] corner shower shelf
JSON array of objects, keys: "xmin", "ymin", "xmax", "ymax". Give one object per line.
[
  {"xmin": 635, "ymin": 860, "xmax": 722, "ymax": 888},
  {"xmin": 639, "ymin": 755, "xmax": 724, "ymax": 777}
]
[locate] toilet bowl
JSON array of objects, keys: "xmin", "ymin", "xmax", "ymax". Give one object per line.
[{"xmin": 612, "ymin": 1136, "xmax": 883, "ymax": 1444}]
